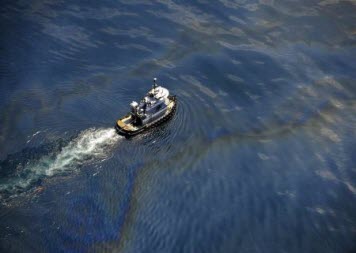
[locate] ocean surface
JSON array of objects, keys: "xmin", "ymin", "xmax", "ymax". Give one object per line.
[{"xmin": 1, "ymin": 1, "xmax": 356, "ymax": 252}]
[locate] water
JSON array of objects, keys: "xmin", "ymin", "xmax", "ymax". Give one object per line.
[
  {"xmin": 0, "ymin": 128, "xmax": 121, "ymax": 197},
  {"xmin": 1, "ymin": 1, "xmax": 356, "ymax": 252}
]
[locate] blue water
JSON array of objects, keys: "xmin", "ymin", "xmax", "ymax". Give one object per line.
[{"xmin": 1, "ymin": 1, "xmax": 356, "ymax": 252}]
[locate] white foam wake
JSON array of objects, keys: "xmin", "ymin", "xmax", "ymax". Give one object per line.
[
  {"xmin": 43, "ymin": 128, "xmax": 120, "ymax": 176},
  {"xmin": 0, "ymin": 128, "xmax": 122, "ymax": 196}
]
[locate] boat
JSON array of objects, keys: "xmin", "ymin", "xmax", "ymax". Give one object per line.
[{"xmin": 115, "ymin": 78, "xmax": 177, "ymax": 137}]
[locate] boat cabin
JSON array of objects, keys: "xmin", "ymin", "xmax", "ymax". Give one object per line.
[{"xmin": 130, "ymin": 79, "xmax": 170, "ymax": 126}]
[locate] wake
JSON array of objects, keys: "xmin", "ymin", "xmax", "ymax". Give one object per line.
[{"xmin": 0, "ymin": 128, "xmax": 122, "ymax": 199}]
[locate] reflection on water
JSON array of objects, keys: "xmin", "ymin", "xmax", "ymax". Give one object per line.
[{"xmin": 1, "ymin": 0, "xmax": 356, "ymax": 252}]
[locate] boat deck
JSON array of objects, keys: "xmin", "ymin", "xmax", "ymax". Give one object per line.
[{"xmin": 116, "ymin": 115, "xmax": 138, "ymax": 131}]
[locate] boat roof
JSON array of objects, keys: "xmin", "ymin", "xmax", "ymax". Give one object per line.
[{"xmin": 148, "ymin": 86, "xmax": 169, "ymax": 99}]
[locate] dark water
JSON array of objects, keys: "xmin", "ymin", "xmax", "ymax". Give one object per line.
[{"xmin": 1, "ymin": 0, "xmax": 356, "ymax": 252}]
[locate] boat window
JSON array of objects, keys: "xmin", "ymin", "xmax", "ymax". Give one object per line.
[{"xmin": 155, "ymin": 104, "xmax": 162, "ymax": 112}]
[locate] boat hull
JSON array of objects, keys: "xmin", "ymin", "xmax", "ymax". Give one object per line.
[{"xmin": 115, "ymin": 95, "xmax": 177, "ymax": 137}]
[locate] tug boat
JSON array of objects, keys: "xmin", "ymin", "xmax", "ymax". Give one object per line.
[{"xmin": 115, "ymin": 78, "xmax": 177, "ymax": 137}]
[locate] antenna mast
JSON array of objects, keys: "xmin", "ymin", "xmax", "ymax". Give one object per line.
[{"xmin": 153, "ymin": 77, "xmax": 157, "ymax": 92}]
